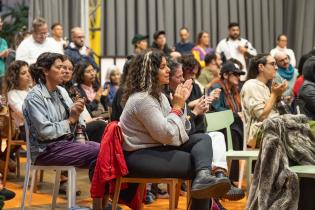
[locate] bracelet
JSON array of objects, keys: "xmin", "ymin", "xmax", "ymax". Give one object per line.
[{"xmin": 171, "ymin": 108, "xmax": 183, "ymax": 117}]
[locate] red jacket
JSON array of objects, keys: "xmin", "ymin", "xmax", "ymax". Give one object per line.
[{"xmin": 90, "ymin": 121, "xmax": 143, "ymax": 210}]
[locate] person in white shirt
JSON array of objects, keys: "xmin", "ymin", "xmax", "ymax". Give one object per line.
[
  {"xmin": 270, "ymin": 34, "xmax": 296, "ymax": 67},
  {"xmin": 51, "ymin": 22, "xmax": 67, "ymax": 54},
  {"xmin": 5, "ymin": 60, "xmax": 31, "ymax": 138},
  {"xmin": 216, "ymin": 22, "xmax": 257, "ymax": 80},
  {"xmin": 15, "ymin": 17, "xmax": 63, "ymax": 65}
]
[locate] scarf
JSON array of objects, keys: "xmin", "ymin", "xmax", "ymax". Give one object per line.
[{"xmin": 277, "ymin": 64, "xmax": 295, "ymax": 80}]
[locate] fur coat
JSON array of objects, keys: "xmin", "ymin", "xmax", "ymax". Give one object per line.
[{"xmin": 246, "ymin": 114, "xmax": 315, "ymax": 210}]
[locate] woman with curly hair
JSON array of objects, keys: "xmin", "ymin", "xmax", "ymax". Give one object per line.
[
  {"xmin": 5, "ymin": 60, "xmax": 31, "ymax": 140},
  {"xmin": 120, "ymin": 50, "xmax": 230, "ymax": 210}
]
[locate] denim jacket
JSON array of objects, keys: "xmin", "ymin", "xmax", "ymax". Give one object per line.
[{"xmin": 23, "ymin": 82, "xmax": 85, "ymax": 162}]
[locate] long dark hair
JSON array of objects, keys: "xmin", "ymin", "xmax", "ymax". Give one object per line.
[
  {"xmin": 4, "ymin": 60, "xmax": 29, "ymax": 92},
  {"xmin": 73, "ymin": 60, "xmax": 99, "ymax": 91},
  {"xmin": 122, "ymin": 50, "xmax": 165, "ymax": 105},
  {"xmin": 29, "ymin": 52, "xmax": 64, "ymax": 84},
  {"xmin": 246, "ymin": 53, "xmax": 270, "ymax": 81},
  {"xmin": 196, "ymin": 31, "xmax": 209, "ymax": 46}
]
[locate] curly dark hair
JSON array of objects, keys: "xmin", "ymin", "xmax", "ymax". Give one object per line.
[
  {"xmin": 4, "ymin": 60, "xmax": 29, "ymax": 92},
  {"xmin": 29, "ymin": 52, "xmax": 65, "ymax": 84},
  {"xmin": 73, "ymin": 60, "xmax": 99, "ymax": 91},
  {"xmin": 122, "ymin": 50, "xmax": 165, "ymax": 105},
  {"xmin": 246, "ymin": 53, "xmax": 270, "ymax": 81},
  {"xmin": 180, "ymin": 53, "xmax": 201, "ymax": 77}
]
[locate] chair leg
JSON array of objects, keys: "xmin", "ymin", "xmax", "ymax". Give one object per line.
[
  {"xmin": 39, "ymin": 170, "xmax": 44, "ymax": 182},
  {"xmin": 169, "ymin": 180, "xmax": 177, "ymax": 210},
  {"xmin": 138, "ymin": 183, "xmax": 146, "ymax": 210},
  {"xmin": 238, "ymin": 160, "xmax": 246, "ymax": 189},
  {"xmin": 68, "ymin": 168, "xmax": 76, "ymax": 208},
  {"xmin": 29, "ymin": 169, "xmax": 37, "ymax": 206},
  {"xmin": 52, "ymin": 169, "xmax": 61, "ymax": 210},
  {"xmin": 246, "ymin": 158, "xmax": 252, "ymax": 194},
  {"xmin": 3, "ymin": 140, "xmax": 12, "ymax": 187},
  {"xmin": 33, "ymin": 170, "xmax": 39, "ymax": 193},
  {"xmin": 111, "ymin": 177, "xmax": 122, "ymax": 210},
  {"xmin": 175, "ymin": 180, "xmax": 181, "ymax": 208},
  {"xmin": 21, "ymin": 163, "xmax": 31, "ymax": 210},
  {"xmin": 186, "ymin": 180, "xmax": 191, "ymax": 210},
  {"xmin": 93, "ymin": 198, "xmax": 103, "ymax": 210}
]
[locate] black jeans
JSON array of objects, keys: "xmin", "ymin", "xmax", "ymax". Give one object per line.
[{"xmin": 124, "ymin": 133, "xmax": 213, "ymax": 210}]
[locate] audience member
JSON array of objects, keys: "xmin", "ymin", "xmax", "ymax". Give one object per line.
[
  {"xmin": 274, "ymin": 51, "xmax": 298, "ymax": 98},
  {"xmin": 22, "ymin": 52, "xmax": 99, "ymax": 171},
  {"xmin": 120, "ymin": 50, "xmax": 230, "ymax": 210},
  {"xmin": 16, "ymin": 17, "xmax": 63, "ymax": 65},
  {"xmin": 151, "ymin": 30, "xmax": 173, "ymax": 55},
  {"xmin": 51, "ymin": 22, "xmax": 67, "ymax": 53},
  {"xmin": 103, "ymin": 69, "xmax": 120, "ymax": 107},
  {"xmin": 294, "ymin": 46, "xmax": 315, "ymax": 96},
  {"xmin": 297, "ymin": 56, "xmax": 315, "ymax": 119},
  {"xmin": 192, "ymin": 31, "xmax": 214, "ymax": 69},
  {"xmin": 64, "ymin": 27, "xmax": 98, "ymax": 71},
  {"xmin": 270, "ymin": 34, "xmax": 296, "ymax": 67},
  {"xmin": 174, "ymin": 27, "xmax": 194, "ymax": 54},
  {"xmin": 197, "ymin": 52, "xmax": 222, "ymax": 89},
  {"xmin": 0, "ymin": 17, "xmax": 9, "ymax": 94},
  {"xmin": 132, "ymin": 34, "xmax": 148, "ymax": 55},
  {"xmin": 73, "ymin": 61, "xmax": 108, "ymax": 118},
  {"xmin": 60, "ymin": 56, "xmax": 107, "ymax": 143},
  {"xmin": 240, "ymin": 54, "xmax": 287, "ymax": 148},
  {"xmin": 216, "ymin": 22, "xmax": 257, "ymax": 79}
]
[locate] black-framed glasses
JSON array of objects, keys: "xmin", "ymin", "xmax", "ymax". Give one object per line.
[{"xmin": 266, "ymin": 62, "xmax": 276, "ymax": 67}]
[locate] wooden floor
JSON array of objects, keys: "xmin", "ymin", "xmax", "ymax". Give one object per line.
[{"xmin": 4, "ymin": 158, "xmax": 247, "ymax": 210}]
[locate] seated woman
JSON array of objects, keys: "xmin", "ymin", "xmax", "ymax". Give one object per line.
[
  {"xmin": 6, "ymin": 60, "xmax": 31, "ymax": 140},
  {"xmin": 60, "ymin": 56, "xmax": 107, "ymax": 143},
  {"xmin": 297, "ymin": 56, "xmax": 315, "ymax": 119},
  {"xmin": 119, "ymin": 50, "xmax": 230, "ymax": 210},
  {"xmin": 103, "ymin": 68, "xmax": 121, "ymax": 107},
  {"xmin": 192, "ymin": 32, "xmax": 214, "ymax": 69},
  {"xmin": 240, "ymin": 54, "xmax": 287, "ymax": 148},
  {"xmin": 73, "ymin": 61, "xmax": 108, "ymax": 118},
  {"xmin": 23, "ymin": 52, "xmax": 99, "ymax": 169}
]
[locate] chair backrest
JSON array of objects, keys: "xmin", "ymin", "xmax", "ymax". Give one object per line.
[{"xmin": 205, "ymin": 110, "xmax": 235, "ymax": 151}]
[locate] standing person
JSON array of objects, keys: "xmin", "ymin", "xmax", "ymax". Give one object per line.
[
  {"xmin": 0, "ymin": 17, "xmax": 9, "ymax": 94},
  {"xmin": 197, "ymin": 52, "xmax": 222, "ymax": 89},
  {"xmin": 120, "ymin": 50, "xmax": 230, "ymax": 210},
  {"xmin": 15, "ymin": 17, "xmax": 63, "ymax": 65},
  {"xmin": 51, "ymin": 23, "xmax": 67, "ymax": 53},
  {"xmin": 132, "ymin": 34, "xmax": 148, "ymax": 55},
  {"xmin": 270, "ymin": 34, "xmax": 296, "ymax": 67},
  {"xmin": 216, "ymin": 23, "xmax": 257, "ymax": 80},
  {"xmin": 22, "ymin": 52, "xmax": 99, "ymax": 173},
  {"xmin": 241, "ymin": 54, "xmax": 287, "ymax": 148},
  {"xmin": 151, "ymin": 30, "xmax": 173, "ymax": 55},
  {"xmin": 174, "ymin": 27, "xmax": 195, "ymax": 55},
  {"xmin": 64, "ymin": 27, "xmax": 98, "ymax": 71},
  {"xmin": 192, "ymin": 32, "xmax": 214, "ymax": 69}
]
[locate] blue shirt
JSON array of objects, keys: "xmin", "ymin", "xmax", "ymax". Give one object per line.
[{"xmin": 175, "ymin": 42, "xmax": 194, "ymax": 54}]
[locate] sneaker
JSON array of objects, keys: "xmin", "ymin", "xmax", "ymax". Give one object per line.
[
  {"xmin": 215, "ymin": 172, "xmax": 245, "ymax": 201},
  {"xmin": 191, "ymin": 169, "xmax": 230, "ymax": 199},
  {"xmin": 145, "ymin": 190, "xmax": 155, "ymax": 204},
  {"xmin": 0, "ymin": 188, "xmax": 15, "ymax": 200},
  {"xmin": 103, "ymin": 202, "xmax": 122, "ymax": 210},
  {"xmin": 59, "ymin": 181, "xmax": 81, "ymax": 196}
]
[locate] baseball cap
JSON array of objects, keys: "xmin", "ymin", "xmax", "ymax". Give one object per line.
[
  {"xmin": 132, "ymin": 34, "xmax": 149, "ymax": 45},
  {"xmin": 221, "ymin": 62, "xmax": 245, "ymax": 75},
  {"xmin": 153, "ymin": 30, "xmax": 166, "ymax": 40}
]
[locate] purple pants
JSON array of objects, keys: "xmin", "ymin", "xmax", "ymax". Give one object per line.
[{"xmin": 35, "ymin": 140, "xmax": 100, "ymax": 168}]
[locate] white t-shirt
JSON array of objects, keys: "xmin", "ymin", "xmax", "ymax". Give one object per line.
[
  {"xmin": 8, "ymin": 89, "xmax": 30, "ymax": 127},
  {"xmin": 16, "ymin": 36, "xmax": 64, "ymax": 65},
  {"xmin": 270, "ymin": 46, "xmax": 296, "ymax": 67},
  {"xmin": 216, "ymin": 38, "xmax": 257, "ymax": 80},
  {"xmin": 51, "ymin": 38, "xmax": 67, "ymax": 54}
]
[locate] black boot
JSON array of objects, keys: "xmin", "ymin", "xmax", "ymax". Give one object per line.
[
  {"xmin": 191, "ymin": 169, "xmax": 230, "ymax": 199},
  {"xmin": 216, "ymin": 172, "xmax": 245, "ymax": 201}
]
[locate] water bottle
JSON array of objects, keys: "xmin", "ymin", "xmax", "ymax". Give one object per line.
[{"xmin": 75, "ymin": 124, "xmax": 86, "ymax": 144}]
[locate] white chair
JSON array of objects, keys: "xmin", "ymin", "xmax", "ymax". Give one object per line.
[
  {"xmin": 205, "ymin": 110, "xmax": 259, "ymax": 193},
  {"xmin": 21, "ymin": 123, "xmax": 77, "ymax": 210}
]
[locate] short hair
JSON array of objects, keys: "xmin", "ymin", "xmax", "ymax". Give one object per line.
[
  {"xmin": 204, "ymin": 53, "xmax": 217, "ymax": 66},
  {"xmin": 32, "ymin": 17, "xmax": 47, "ymax": 32},
  {"xmin": 51, "ymin": 22, "xmax": 62, "ymax": 30},
  {"xmin": 179, "ymin": 27, "xmax": 189, "ymax": 33},
  {"xmin": 277, "ymin": 34, "xmax": 287, "ymax": 41},
  {"xmin": 228, "ymin": 22, "xmax": 240, "ymax": 29}
]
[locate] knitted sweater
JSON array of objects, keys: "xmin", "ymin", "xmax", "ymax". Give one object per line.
[{"xmin": 119, "ymin": 92, "xmax": 190, "ymax": 151}]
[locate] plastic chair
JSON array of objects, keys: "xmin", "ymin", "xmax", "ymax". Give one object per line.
[
  {"xmin": 289, "ymin": 165, "xmax": 315, "ymax": 179},
  {"xmin": 21, "ymin": 123, "xmax": 77, "ymax": 210},
  {"xmin": 0, "ymin": 106, "xmax": 26, "ymax": 186},
  {"xmin": 205, "ymin": 110, "xmax": 259, "ymax": 193}
]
